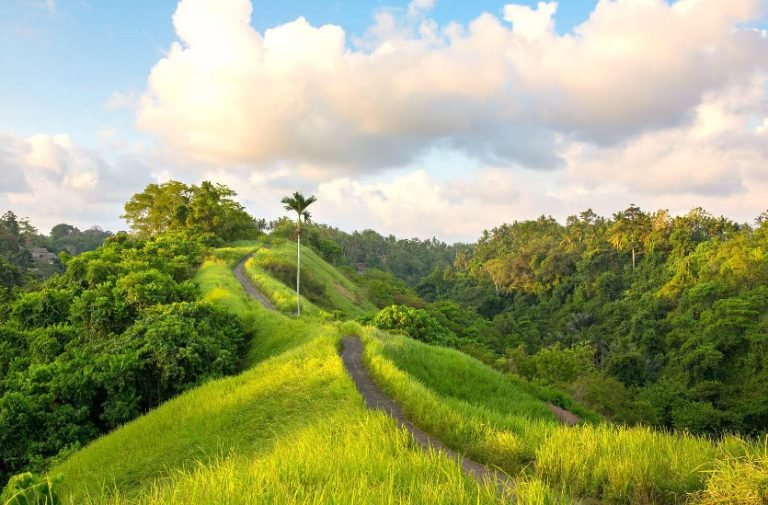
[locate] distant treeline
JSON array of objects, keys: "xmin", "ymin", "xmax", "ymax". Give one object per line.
[
  {"xmin": 269, "ymin": 217, "xmax": 467, "ymax": 286},
  {"xmin": 412, "ymin": 206, "xmax": 768, "ymax": 435},
  {"xmin": 0, "ymin": 211, "xmax": 113, "ymax": 287}
]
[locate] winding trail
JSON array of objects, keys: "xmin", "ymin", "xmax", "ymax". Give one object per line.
[
  {"xmin": 234, "ymin": 255, "xmax": 276, "ymax": 311},
  {"xmin": 231, "ymin": 254, "xmax": 576, "ymax": 495},
  {"xmin": 340, "ymin": 335, "xmax": 514, "ymax": 495}
]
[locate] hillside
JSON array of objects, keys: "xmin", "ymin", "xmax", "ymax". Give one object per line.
[{"xmin": 42, "ymin": 242, "xmax": 768, "ymax": 504}]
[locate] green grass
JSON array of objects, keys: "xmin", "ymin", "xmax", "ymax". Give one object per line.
[
  {"xmin": 49, "ymin": 242, "xmax": 767, "ymax": 505},
  {"xmin": 50, "ymin": 245, "xmax": 506, "ymax": 504},
  {"xmin": 248, "ymin": 240, "xmax": 377, "ymax": 318},
  {"xmin": 355, "ymin": 326, "xmax": 764, "ymax": 504},
  {"xmin": 360, "ymin": 327, "xmax": 561, "ymax": 473}
]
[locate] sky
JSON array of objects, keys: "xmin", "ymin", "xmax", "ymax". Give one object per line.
[{"xmin": 1, "ymin": 0, "xmax": 767, "ymax": 242}]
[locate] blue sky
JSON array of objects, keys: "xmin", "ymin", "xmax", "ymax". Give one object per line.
[
  {"xmin": 1, "ymin": 0, "xmax": 767, "ymax": 241},
  {"xmin": 0, "ymin": 0, "xmax": 596, "ymax": 146}
]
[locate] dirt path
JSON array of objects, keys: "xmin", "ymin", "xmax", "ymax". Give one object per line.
[
  {"xmin": 231, "ymin": 254, "xmax": 571, "ymax": 495},
  {"xmin": 233, "ymin": 255, "xmax": 277, "ymax": 311},
  {"xmin": 546, "ymin": 403, "xmax": 580, "ymax": 426},
  {"xmin": 341, "ymin": 335, "xmax": 514, "ymax": 496}
]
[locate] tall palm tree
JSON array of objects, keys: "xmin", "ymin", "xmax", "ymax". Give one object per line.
[{"xmin": 281, "ymin": 192, "xmax": 317, "ymax": 316}]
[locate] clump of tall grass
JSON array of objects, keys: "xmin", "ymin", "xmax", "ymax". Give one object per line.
[
  {"xmin": 86, "ymin": 414, "xmax": 503, "ymax": 505},
  {"xmin": 692, "ymin": 439, "xmax": 768, "ymax": 504},
  {"xmin": 535, "ymin": 423, "xmax": 721, "ymax": 504},
  {"xmin": 244, "ymin": 255, "xmax": 323, "ymax": 316}
]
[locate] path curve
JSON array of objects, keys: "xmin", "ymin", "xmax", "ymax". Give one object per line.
[
  {"xmin": 547, "ymin": 403, "xmax": 580, "ymax": 426},
  {"xmin": 341, "ymin": 335, "xmax": 514, "ymax": 495},
  {"xmin": 233, "ymin": 255, "xmax": 277, "ymax": 311}
]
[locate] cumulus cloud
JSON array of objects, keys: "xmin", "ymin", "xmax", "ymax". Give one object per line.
[
  {"xmin": 563, "ymin": 76, "xmax": 768, "ymax": 198},
  {"xmin": 0, "ymin": 133, "xmax": 154, "ymax": 232},
  {"xmin": 135, "ymin": 0, "xmax": 768, "ymax": 172},
  {"xmin": 314, "ymin": 168, "xmax": 560, "ymax": 240}
]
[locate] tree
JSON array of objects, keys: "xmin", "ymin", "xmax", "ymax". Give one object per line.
[
  {"xmin": 122, "ymin": 181, "xmax": 260, "ymax": 241},
  {"xmin": 280, "ymin": 192, "xmax": 317, "ymax": 316},
  {"xmin": 608, "ymin": 204, "xmax": 651, "ymax": 269}
]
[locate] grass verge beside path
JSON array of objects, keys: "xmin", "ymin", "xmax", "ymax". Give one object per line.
[
  {"xmin": 249, "ymin": 241, "xmax": 377, "ymax": 319},
  {"xmin": 354, "ymin": 325, "xmax": 759, "ymax": 504}
]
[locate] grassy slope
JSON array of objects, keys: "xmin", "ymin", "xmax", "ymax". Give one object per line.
[
  {"xmin": 52, "ymin": 245, "xmax": 509, "ymax": 504},
  {"xmin": 52, "ymin": 242, "xmax": 763, "ymax": 504},
  {"xmin": 357, "ymin": 330, "xmax": 760, "ymax": 504},
  {"xmin": 246, "ymin": 240, "xmax": 377, "ymax": 318}
]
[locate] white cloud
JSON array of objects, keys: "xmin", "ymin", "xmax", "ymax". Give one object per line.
[
  {"xmin": 315, "ymin": 168, "xmax": 559, "ymax": 241},
  {"xmin": 408, "ymin": 0, "xmax": 435, "ymax": 18},
  {"xmin": 503, "ymin": 1, "xmax": 557, "ymax": 40},
  {"xmin": 563, "ymin": 76, "xmax": 768, "ymax": 198},
  {"xmin": 134, "ymin": 0, "xmax": 768, "ymax": 172},
  {"xmin": 0, "ymin": 133, "xmax": 155, "ymax": 233},
  {"xmin": 104, "ymin": 91, "xmax": 139, "ymax": 112}
]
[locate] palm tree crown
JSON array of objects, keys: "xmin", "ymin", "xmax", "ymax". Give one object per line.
[{"xmin": 281, "ymin": 192, "xmax": 317, "ymax": 231}]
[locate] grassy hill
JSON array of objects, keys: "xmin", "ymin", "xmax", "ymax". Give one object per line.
[{"xmin": 49, "ymin": 242, "xmax": 767, "ymax": 504}]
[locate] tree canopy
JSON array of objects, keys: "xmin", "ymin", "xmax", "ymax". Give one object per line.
[{"xmin": 122, "ymin": 181, "xmax": 263, "ymax": 241}]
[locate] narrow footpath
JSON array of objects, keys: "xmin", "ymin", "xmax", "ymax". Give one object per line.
[
  {"xmin": 233, "ymin": 255, "xmax": 277, "ymax": 311},
  {"xmin": 340, "ymin": 335, "xmax": 514, "ymax": 495},
  {"xmin": 232, "ymin": 256, "xmax": 514, "ymax": 495}
]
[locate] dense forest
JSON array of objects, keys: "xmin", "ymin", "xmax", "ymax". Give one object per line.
[
  {"xmin": 267, "ymin": 205, "xmax": 768, "ymax": 436},
  {"xmin": 0, "ymin": 181, "xmax": 262, "ymax": 483},
  {"xmin": 370, "ymin": 206, "xmax": 768, "ymax": 436},
  {"xmin": 0, "ymin": 211, "xmax": 113, "ymax": 289}
]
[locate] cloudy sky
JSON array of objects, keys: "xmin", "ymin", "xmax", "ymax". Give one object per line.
[{"xmin": 1, "ymin": 0, "xmax": 767, "ymax": 242}]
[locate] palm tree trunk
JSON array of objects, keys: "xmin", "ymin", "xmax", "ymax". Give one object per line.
[
  {"xmin": 631, "ymin": 247, "xmax": 636, "ymax": 270},
  {"xmin": 297, "ymin": 230, "xmax": 301, "ymax": 316}
]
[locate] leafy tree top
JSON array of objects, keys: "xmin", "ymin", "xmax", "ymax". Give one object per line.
[{"xmin": 281, "ymin": 192, "xmax": 317, "ymax": 231}]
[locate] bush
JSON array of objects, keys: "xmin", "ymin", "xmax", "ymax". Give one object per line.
[
  {"xmin": 0, "ymin": 472, "xmax": 60, "ymax": 505},
  {"xmin": 372, "ymin": 305, "xmax": 456, "ymax": 345}
]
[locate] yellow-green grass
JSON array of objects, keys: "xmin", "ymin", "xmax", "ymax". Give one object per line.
[
  {"xmin": 195, "ymin": 256, "xmax": 329, "ymax": 365},
  {"xmin": 692, "ymin": 439, "xmax": 768, "ymax": 504},
  {"xmin": 52, "ymin": 322, "xmax": 508, "ymax": 504},
  {"xmin": 243, "ymin": 254, "xmax": 325, "ymax": 317},
  {"xmin": 51, "ymin": 244, "xmax": 766, "ymax": 504},
  {"xmin": 355, "ymin": 325, "xmax": 763, "ymax": 504},
  {"xmin": 51, "ymin": 253, "xmax": 510, "ymax": 504},
  {"xmin": 360, "ymin": 327, "xmax": 560, "ymax": 473},
  {"xmin": 249, "ymin": 240, "xmax": 377, "ymax": 318}
]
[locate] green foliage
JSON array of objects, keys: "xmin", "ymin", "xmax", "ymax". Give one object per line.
[
  {"xmin": 272, "ymin": 222, "xmax": 465, "ymax": 286},
  {"xmin": 122, "ymin": 181, "xmax": 263, "ymax": 241},
  {"xmin": 372, "ymin": 305, "xmax": 457, "ymax": 346},
  {"xmin": 347, "ymin": 267, "xmax": 425, "ymax": 308},
  {"xmin": 44, "ymin": 242, "xmax": 767, "ymax": 503},
  {"xmin": 0, "ymin": 233, "xmax": 246, "ymax": 484},
  {"xmin": 47, "ymin": 224, "xmax": 111, "ymax": 256},
  {"xmin": 1, "ymin": 472, "xmax": 60, "ymax": 505},
  {"xmin": 438, "ymin": 206, "xmax": 768, "ymax": 435}
]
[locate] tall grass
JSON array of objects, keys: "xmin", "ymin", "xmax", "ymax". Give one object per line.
[
  {"xmin": 693, "ymin": 439, "xmax": 768, "ymax": 504},
  {"xmin": 54, "ymin": 335, "xmax": 349, "ymax": 502},
  {"xmin": 249, "ymin": 242, "xmax": 377, "ymax": 318},
  {"xmin": 535, "ymin": 424, "xmax": 725, "ymax": 503},
  {"xmin": 243, "ymin": 254, "xmax": 325, "ymax": 317},
  {"xmin": 357, "ymin": 326, "xmax": 765, "ymax": 504},
  {"xmin": 360, "ymin": 328, "xmax": 559, "ymax": 473},
  {"xmin": 98, "ymin": 414, "xmax": 504, "ymax": 505}
]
